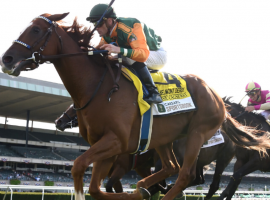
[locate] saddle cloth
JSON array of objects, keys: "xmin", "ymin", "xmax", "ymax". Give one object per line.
[
  {"xmin": 121, "ymin": 68, "xmax": 197, "ymax": 154},
  {"xmin": 202, "ymin": 129, "xmax": 225, "ymax": 148},
  {"xmin": 121, "ymin": 67, "xmax": 197, "ymax": 116}
]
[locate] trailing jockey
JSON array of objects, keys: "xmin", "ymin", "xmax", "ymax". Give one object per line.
[
  {"xmin": 86, "ymin": 4, "xmax": 167, "ymax": 104},
  {"xmin": 245, "ymin": 81, "xmax": 270, "ymax": 125}
]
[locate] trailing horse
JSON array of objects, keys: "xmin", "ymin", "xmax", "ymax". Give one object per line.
[
  {"xmin": 55, "ymin": 104, "xmax": 78, "ymax": 131},
  {"xmin": 217, "ymin": 97, "xmax": 270, "ymax": 200},
  {"xmin": 1, "ymin": 14, "xmax": 270, "ymax": 200}
]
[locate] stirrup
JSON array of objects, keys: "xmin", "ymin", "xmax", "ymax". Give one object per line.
[{"xmin": 143, "ymin": 93, "xmax": 163, "ymax": 104}]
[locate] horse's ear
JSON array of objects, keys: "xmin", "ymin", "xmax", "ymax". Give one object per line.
[{"xmin": 48, "ymin": 13, "xmax": 69, "ymax": 22}]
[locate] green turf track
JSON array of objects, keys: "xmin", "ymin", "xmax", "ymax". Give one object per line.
[{"xmin": 0, "ymin": 192, "xmax": 220, "ymax": 200}]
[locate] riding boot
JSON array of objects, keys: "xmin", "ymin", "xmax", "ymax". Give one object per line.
[{"xmin": 132, "ymin": 62, "xmax": 163, "ymax": 104}]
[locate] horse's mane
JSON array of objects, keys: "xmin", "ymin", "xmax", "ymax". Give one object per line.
[
  {"xmin": 223, "ymin": 96, "xmax": 266, "ymax": 121},
  {"xmin": 61, "ymin": 18, "xmax": 93, "ymax": 49},
  {"xmin": 60, "ymin": 18, "xmax": 119, "ymax": 68}
]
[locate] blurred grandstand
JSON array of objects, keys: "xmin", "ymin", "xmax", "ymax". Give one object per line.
[{"xmin": 0, "ymin": 73, "xmax": 270, "ymax": 191}]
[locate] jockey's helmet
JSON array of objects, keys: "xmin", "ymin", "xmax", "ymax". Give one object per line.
[
  {"xmin": 245, "ymin": 81, "xmax": 261, "ymax": 93},
  {"xmin": 86, "ymin": 4, "xmax": 117, "ymax": 22}
]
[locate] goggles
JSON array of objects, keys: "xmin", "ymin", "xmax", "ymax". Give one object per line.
[
  {"xmin": 246, "ymin": 90, "xmax": 257, "ymax": 97},
  {"xmin": 93, "ymin": 20, "xmax": 105, "ymax": 28}
]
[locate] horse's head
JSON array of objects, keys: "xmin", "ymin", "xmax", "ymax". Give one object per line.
[
  {"xmin": 1, "ymin": 13, "xmax": 69, "ymax": 76},
  {"xmin": 223, "ymin": 96, "xmax": 269, "ymax": 131},
  {"xmin": 55, "ymin": 104, "xmax": 78, "ymax": 131}
]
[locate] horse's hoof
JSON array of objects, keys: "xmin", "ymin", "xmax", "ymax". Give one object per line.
[
  {"xmin": 139, "ymin": 187, "xmax": 151, "ymax": 199},
  {"xmin": 176, "ymin": 191, "xmax": 184, "ymax": 198},
  {"xmin": 167, "ymin": 184, "xmax": 175, "ymax": 190}
]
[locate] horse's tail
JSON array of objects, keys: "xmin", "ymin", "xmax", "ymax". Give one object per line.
[{"xmin": 222, "ymin": 114, "xmax": 270, "ymax": 157}]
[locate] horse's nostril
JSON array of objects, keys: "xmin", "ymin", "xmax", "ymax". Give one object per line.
[{"xmin": 3, "ymin": 56, "xmax": 13, "ymax": 64}]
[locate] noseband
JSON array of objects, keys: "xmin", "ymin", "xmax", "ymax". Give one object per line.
[
  {"xmin": 13, "ymin": 16, "xmax": 63, "ymax": 66},
  {"xmin": 62, "ymin": 112, "xmax": 78, "ymax": 128}
]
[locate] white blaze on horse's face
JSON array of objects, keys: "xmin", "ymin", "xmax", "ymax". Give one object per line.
[{"xmin": 16, "ymin": 22, "xmax": 33, "ymax": 40}]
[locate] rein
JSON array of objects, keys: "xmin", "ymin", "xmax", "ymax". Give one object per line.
[
  {"xmin": 234, "ymin": 111, "xmax": 247, "ymax": 119},
  {"xmin": 63, "ymin": 112, "xmax": 78, "ymax": 128},
  {"xmin": 73, "ymin": 66, "xmax": 108, "ymax": 111},
  {"xmin": 15, "ymin": 15, "xmax": 123, "ymax": 111}
]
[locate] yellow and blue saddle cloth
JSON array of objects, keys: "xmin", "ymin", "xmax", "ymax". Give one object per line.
[{"xmin": 121, "ymin": 67, "xmax": 197, "ymax": 154}]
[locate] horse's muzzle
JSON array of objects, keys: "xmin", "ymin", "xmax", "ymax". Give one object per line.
[{"xmin": 1, "ymin": 54, "xmax": 37, "ymax": 76}]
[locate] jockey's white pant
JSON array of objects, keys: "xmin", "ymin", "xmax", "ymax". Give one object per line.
[
  {"xmin": 260, "ymin": 110, "xmax": 270, "ymax": 120},
  {"xmin": 122, "ymin": 47, "xmax": 167, "ymax": 70}
]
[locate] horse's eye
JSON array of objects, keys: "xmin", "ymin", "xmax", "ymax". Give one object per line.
[{"xmin": 33, "ymin": 27, "xmax": 40, "ymax": 33}]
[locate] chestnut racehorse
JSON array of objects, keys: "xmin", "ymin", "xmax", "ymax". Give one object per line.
[
  {"xmin": 2, "ymin": 13, "xmax": 270, "ymax": 200},
  {"xmin": 56, "ymin": 104, "xmax": 235, "ymax": 199}
]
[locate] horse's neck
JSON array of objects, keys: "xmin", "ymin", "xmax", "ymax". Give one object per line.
[{"xmin": 53, "ymin": 34, "xmax": 103, "ymax": 106}]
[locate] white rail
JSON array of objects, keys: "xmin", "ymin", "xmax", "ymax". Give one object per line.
[
  {"xmin": 0, "ymin": 185, "xmax": 134, "ymax": 200},
  {"xmin": 1, "ymin": 185, "xmax": 270, "ymax": 200}
]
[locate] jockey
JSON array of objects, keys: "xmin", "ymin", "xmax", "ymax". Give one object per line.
[
  {"xmin": 86, "ymin": 4, "xmax": 167, "ymax": 104},
  {"xmin": 245, "ymin": 81, "xmax": 270, "ymax": 124}
]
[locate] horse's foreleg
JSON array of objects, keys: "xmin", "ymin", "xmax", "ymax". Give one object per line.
[
  {"xmin": 185, "ymin": 164, "xmax": 200, "ymax": 187},
  {"xmin": 136, "ymin": 143, "xmax": 179, "ymax": 196},
  {"xmin": 106, "ymin": 166, "xmax": 126, "ymax": 193},
  {"xmin": 72, "ymin": 132, "xmax": 122, "ymax": 199},
  {"xmin": 72, "ymin": 131, "xmax": 142, "ymax": 200},
  {"xmin": 89, "ymin": 159, "xmax": 142, "ymax": 200},
  {"xmin": 112, "ymin": 180, "xmax": 123, "ymax": 193},
  {"xmin": 135, "ymin": 166, "xmax": 161, "ymax": 196}
]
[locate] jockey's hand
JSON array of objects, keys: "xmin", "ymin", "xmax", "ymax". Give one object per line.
[
  {"xmin": 100, "ymin": 44, "xmax": 121, "ymax": 54},
  {"xmin": 108, "ymin": 55, "xmax": 118, "ymax": 61},
  {"xmin": 245, "ymin": 106, "xmax": 255, "ymax": 112}
]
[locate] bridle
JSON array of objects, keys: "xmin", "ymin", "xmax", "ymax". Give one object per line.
[
  {"xmin": 14, "ymin": 15, "xmax": 122, "ymax": 110},
  {"xmin": 14, "ymin": 16, "xmax": 63, "ymax": 67},
  {"xmin": 62, "ymin": 112, "xmax": 78, "ymax": 128}
]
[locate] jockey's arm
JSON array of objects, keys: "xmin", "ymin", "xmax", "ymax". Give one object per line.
[
  {"xmin": 254, "ymin": 102, "xmax": 270, "ymax": 110},
  {"xmin": 254, "ymin": 93, "xmax": 270, "ymax": 110},
  {"xmin": 119, "ymin": 23, "xmax": 150, "ymax": 63}
]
